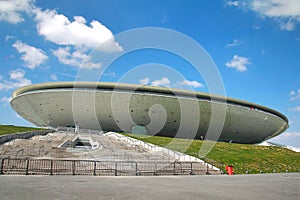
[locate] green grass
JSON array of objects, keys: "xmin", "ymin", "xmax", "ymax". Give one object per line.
[
  {"xmin": 0, "ymin": 125, "xmax": 46, "ymax": 136},
  {"xmin": 123, "ymin": 133, "xmax": 300, "ymax": 174},
  {"xmin": 1, "ymin": 125, "xmax": 298, "ymax": 174}
]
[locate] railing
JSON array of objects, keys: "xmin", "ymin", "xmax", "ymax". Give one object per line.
[
  {"xmin": 0, "ymin": 157, "xmax": 222, "ymax": 176},
  {"xmin": 56, "ymin": 127, "xmax": 100, "ymax": 134}
]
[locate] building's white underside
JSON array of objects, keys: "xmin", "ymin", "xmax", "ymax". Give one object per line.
[{"xmin": 11, "ymin": 86, "xmax": 288, "ymax": 144}]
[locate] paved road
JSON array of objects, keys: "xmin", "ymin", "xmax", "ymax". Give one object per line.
[{"xmin": 0, "ymin": 173, "xmax": 299, "ymax": 200}]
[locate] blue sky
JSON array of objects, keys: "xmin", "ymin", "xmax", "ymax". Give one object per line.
[{"xmin": 0, "ymin": 0, "xmax": 300, "ymax": 147}]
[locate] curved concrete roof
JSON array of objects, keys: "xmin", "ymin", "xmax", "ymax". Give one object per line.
[
  {"xmin": 12, "ymin": 82, "xmax": 288, "ymax": 123},
  {"xmin": 11, "ymin": 82, "xmax": 289, "ymax": 144}
]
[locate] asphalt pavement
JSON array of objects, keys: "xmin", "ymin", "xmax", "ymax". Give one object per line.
[{"xmin": 0, "ymin": 173, "xmax": 299, "ymax": 200}]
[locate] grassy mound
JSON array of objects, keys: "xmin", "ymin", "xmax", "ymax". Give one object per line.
[
  {"xmin": 1, "ymin": 124, "xmax": 298, "ymax": 174},
  {"xmin": 124, "ymin": 134, "xmax": 300, "ymax": 174},
  {"xmin": 0, "ymin": 125, "xmax": 46, "ymax": 136}
]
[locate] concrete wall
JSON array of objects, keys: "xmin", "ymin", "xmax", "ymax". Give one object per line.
[{"xmin": 0, "ymin": 130, "xmax": 55, "ymax": 145}]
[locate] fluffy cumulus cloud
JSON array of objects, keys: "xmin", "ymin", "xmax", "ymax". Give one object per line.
[
  {"xmin": 151, "ymin": 77, "xmax": 171, "ymax": 87},
  {"xmin": 0, "ymin": 69, "xmax": 32, "ymax": 90},
  {"xmin": 34, "ymin": 9, "xmax": 122, "ymax": 51},
  {"xmin": 52, "ymin": 47, "xmax": 101, "ymax": 69},
  {"xmin": 12, "ymin": 40, "xmax": 48, "ymax": 69},
  {"xmin": 139, "ymin": 77, "xmax": 171, "ymax": 87},
  {"xmin": 1, "ymin": 1, "xmax": 122, "ymax": 69},
  {"xmin": 251, "ymin": 0, "xmax": 300, "ymax": 18},
  {"xmin": 0, "ymin": 0, "xmax": 33, "ymax": 24},
  {"xmin": 249, "ymin": 0, "xmax": 300, "ymax": 31},
  {"xmin": 180, "ymin": 80, "xmax": 203, "ymax": 88},
  {"xmin": 139, "ymin": 78, "xmax": 203, "ymax": 88},
  {"xmin": 139, "ymin": 77, "xmax": 150, "ymax": 85},
  {"xmin": 226, "ymin": 55, "xmax": 251, "ymax": 72},
  {"xmin": 33, "ymin": 8, "xmax": 122, "ymax": 69}
]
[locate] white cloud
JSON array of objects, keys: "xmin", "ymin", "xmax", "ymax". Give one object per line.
[
  {"xmin": 104, "ymin": 72, "xmax": 116, "ymax": 77},
  {"xmin": 225, "ymin": 39, "xmax": 243, "ymax": 48},
  {"xmin": 59, "ymin": 73, "xmax": 76, "ymax": 79},
  {"xmin": 270, "ymin": 131, "xmax": 300, "ymax": 149},
  {"xmin": 290, "ymin": 106, "xmax": 300, "ymax": 112},
  {"xmin": 9, "ymin": 69, "xmax": 32, "ymax": 87},
  {"xmin": 290, "ymin": 90, "xmax": 296, "ymax": 96},
  {"xmin": 151, "ymin": 77, "xmax": 170, "ymax": 87},
  {"xmin": 34, "ymin": 8, "xmax": 122, "ymax": 51},
  {"xmin": 289, "ymin": 89, "xmax": 300, "ymax": 101},
  {"xmin": 286, "ymin": 132, "xmax": 300, "ymax": 137},
  {"xmin": 280, "ymin": 19, "xmax": 295, "ymax": 31},
  {"xmin": 52, "ymin": 47, "xmax": 101, "ymax": 69},
  {"xmin": 0, "ymin": 69, "xmax": 32, "ymax": 90},
  {"xmin": 50, "ymin": 74, "xmax": 58, "ymax": 81},
  {"xmin": 251, "ymin": 0, "xmax": 300, "ymax": 18},
  {"xmin": 12, "ymin": 40, "xmax": 48, "ymax": 69},
  {"xmin": 252, "ymin": 25, "xmax": 261, "ymax": 30},
  {"xmin": 4, "ymin": 35, "xmax": 16, "ymax": 42},
  {"xmin": 0, "ymin": 0, "xmax": 33, "ymax": 24},
  {"xmin": 139, "ymin": 77, "xmax": 150, "ymax": 85},
  {"xmin": 226, "ymin": 55, "xmax": 251, "ymax": 72},
  {"xmin": 10, "ymin": 70, "xmax": 24, "ymax": 80},
  {"xmin": 226, "ymin": 1, "xmax": 239, "ymax": 7},
  {"xmin": 249, "ymin": 0, "xmax": 300, "ymax": 31},
  {"xmin": 139, "ymin": 78, "xmax": 203, "ymax": 88},
  {"xmin": 273, "ymin": 131, "xmax": 300, "ymax": 139},
  {"xmin": 180, "ymin": 80, "xmax": 204, "ymax": 88},
  {"xmin": 139, "ymin": 77, "xmax": 171, "ymax": 87},
  {"xmin": 0, "ymin": 96, "xmax": 12, "ymax": 103}
]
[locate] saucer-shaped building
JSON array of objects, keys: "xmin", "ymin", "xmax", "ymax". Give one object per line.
[{"xmin": 10, "ymin": 82, "xmax": 288, "ymax": 144}]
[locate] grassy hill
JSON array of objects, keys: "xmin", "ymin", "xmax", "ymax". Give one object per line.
[
  {"xmin": 124, "ymin": 133, "xmax": 300, "ymax": 174},
  {"xmin": 1, "ymin": 124, "xmax": 298, "ymax": 174},
  {"xmin": 0, "ymin": 125, "xmax": 46, "ymax": 136}
]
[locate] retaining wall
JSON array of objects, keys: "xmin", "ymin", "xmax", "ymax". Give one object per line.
[{"xmin": 0, "ymin": 130, "xmax": 55, "ymax": 145}]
